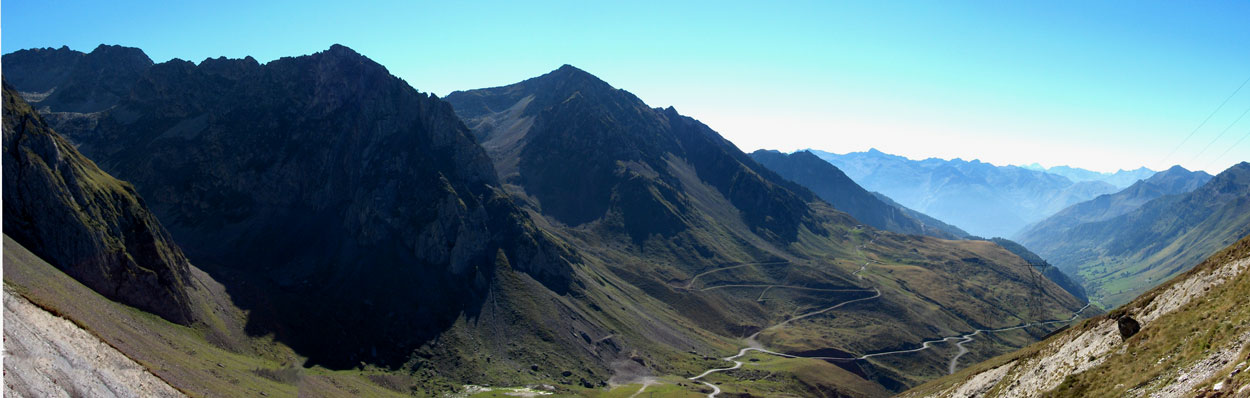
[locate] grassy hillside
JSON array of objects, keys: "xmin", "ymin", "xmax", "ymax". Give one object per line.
[{"xmin": 900, "ymin": 234, "xmax": 1250, "ymax": 397}]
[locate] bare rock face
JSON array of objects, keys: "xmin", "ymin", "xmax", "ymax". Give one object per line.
[
  {"xmin": 1116, "ymin": 315, "xmax": 1141, "ymax": 341},
  {"xmin": 2, "ymin": 81, "xmax": 199, "ymax": 325}
]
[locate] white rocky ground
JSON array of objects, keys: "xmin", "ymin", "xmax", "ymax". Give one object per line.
[
  {"xmin": 905, "ymin": 256, "xmax": 1250, "ymax": 398},
  {"xmin": 3, "ymin": 287, "xmax": 184, "ymax": 397}
]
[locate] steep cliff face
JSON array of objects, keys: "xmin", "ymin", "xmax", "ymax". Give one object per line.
[
  {"xmin": 902, "ymin": 235, "xmax": 1250, "ymax": 398},
  {"xmin": 24, "ymin": 45, "xmax": 581, "ymax": 368},
  {"xmin": 2, "ymin": 81, "xmax": 199, "ymax": 325}
]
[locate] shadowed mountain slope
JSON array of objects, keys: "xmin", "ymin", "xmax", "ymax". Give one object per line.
[
  {"xmin": 2, "ymin": 45, "xmax": 153, "ymax": 112},
  {"xmin": 9, "ymin": 45, "xmax": 588, "ymax": 370},
  {"xmin": 448, "ymin": 64, "xmax": 820, "ymax": 245},
  {"xmin": 2, "ymin": 81, "xmax": 201, "ymax": 325}
]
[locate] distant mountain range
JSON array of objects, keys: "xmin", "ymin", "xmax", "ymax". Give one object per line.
[
  {"xmin": 809, "ymin": 149, "xmax": 1126, "ymax": 238},
  {"xmin": 1020, "ymin": 163, "xmax": 1156, "ymax": 189},
  {"xmin": 1017, "ymin": 166, "xmax": 1213, "ymax": 244},
  {"xmin": 749, "ymin": 150, "xmax": 969, "ymax": 239},
  {"xmin": 1016, "ymin": 163, "xmax": 1247, "ymax": 307},
  {"xmin": 746, "ymin": 150, "xmax": 1087, "ymax": 303}
]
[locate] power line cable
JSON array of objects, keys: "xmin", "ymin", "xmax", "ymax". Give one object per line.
[
  {"xmin": 1211, "ymin": 128, "xmax": 1250, "ymax": 167},
  {"xmin": 1161, "ymin": 74, "xmax": 1250, "ymax": 165},
  {"xmin": 1189, "ymin": 104, "xmax": 1250, "ymax": 164}
]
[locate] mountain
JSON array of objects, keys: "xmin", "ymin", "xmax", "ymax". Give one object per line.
[
  {"xmin": 9, "ymin": 45, "xmax": 1088, "ymax": 396},
  {"xmin": 1021, "ymin": 163, "xmax": 1156, "ymax": 189},
  {"xmin": 901, "ymin": 234, "xmax": 1250, "ymax": 397},
  {"xmin": 3, "ymin": 81, "xmax": 418, "ymax": 397},
  {"xmin": 6, "ymin": 45, "xmax": 595, "ymax": 373},
  {"xmin": 749, "ymin": 149, "xmax": 969, "ymax": 239},
  {"xmin": 1029, "ymin": 164, "xmax": 1156, "ymax": 189},
  {"xmin": 1014, "ymin": 162, "xmax": 1250, "ymax": 307},
  {"xmin": 2, "ymin": 44, "xmax": 153, "ymax": 112},
  {"xmin": 2, "ymin": 80, "xmax": 203, "ymax": 325},
  {"xmin": 810, "ymin": 149, "xmax": 1120, "ymax": 238},
  {"xmin": 1017, "ymin": 165, "xmax": 1213, "ymax": 245},
  {"xmin": 447, "ymin": 65, "xmax": 1087, "ymax": 393},
  {"xmin": 447, "ymin": 64, "xmax": 821, "ymax": 246}
]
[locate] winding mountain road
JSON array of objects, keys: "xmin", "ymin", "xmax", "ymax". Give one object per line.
[
  {"xmin": 689, "ymin": 289, "xmax": 881, "ymax": 396},
  {"xmin": 683, "ymin": 261, "xmax": 790, "ymax": 289},
  {"xmin": 685, "ymin": 232, "xmax": 1092, "ymax": 397}
]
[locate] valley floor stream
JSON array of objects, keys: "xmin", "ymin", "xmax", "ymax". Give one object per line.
[{"xmin": 683, "ymin": 234, "xmax": 1094, "ymax": 398}]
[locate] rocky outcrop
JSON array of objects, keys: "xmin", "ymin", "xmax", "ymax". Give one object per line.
[
  {"xmin": 1116, "ymin": 315, "xmax": 1140, "ymax": 340},
  {"xmin": 2, "ymin": 81, "xmax": 199, "ymax": 325}
]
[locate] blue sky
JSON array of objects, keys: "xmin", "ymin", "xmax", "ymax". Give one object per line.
[{"xmin": 4, "ymin": 1, "xmax": 1249, "ymax": 173}]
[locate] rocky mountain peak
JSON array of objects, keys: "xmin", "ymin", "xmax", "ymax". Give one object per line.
[{"xmin": 86, "ymin": 44, "xmax": 153, "ymax": 65}]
